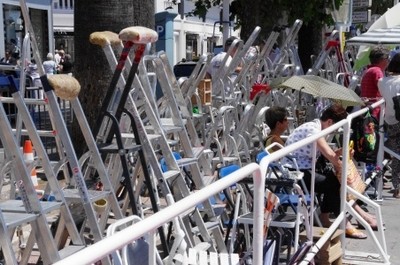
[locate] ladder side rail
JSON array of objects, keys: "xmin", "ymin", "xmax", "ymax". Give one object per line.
[
  {"xmin": 40, "ymin": 75, "xmax": 105, "ymax": 243},
  {"xmin": 15, "ymin": 33, "xmax": 31, "ymax": 143}
]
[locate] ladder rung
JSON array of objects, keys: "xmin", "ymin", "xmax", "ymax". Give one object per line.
[
  {"xmin": 163, "ymin": 170, "xmax": 181, "ymax": 180},
  {"xmin": 176, "ymin": 157, "xmax": 198, "ymax": 168},
  {"xmin": 63, "ymin": 189, "xmax": 111, "ymax": 203},
  {"xmin": 58, "ymin": 245, "xmax": 86, "ymax": 259},
  {"xmin": 120, "ymin": 132, "xmax": 161, "ymax": 142},
  {"xmin": 2, "ymin": 212, "xmax": 37, "ymax": 228},
  {"xmin": 145, "ymin": 124, "xmax": 183, "ymax": 134},
  {"xmin": 0, "ymin": 200, "xmax": 62, "ymax": 214},
  {"xmin": 202, "ymin": 175, "xmax": 216, "ymax": 186},
  {"xmin": 12, "ymin": 128, "xmax": 56, "ymax": 137},
  {"xmin": 97, "ymin": 143, "xmax": 141, "ymax": 153},
  {"xmin": 0, "ymin": 97, "xmax": 47, "ymax": 105}
]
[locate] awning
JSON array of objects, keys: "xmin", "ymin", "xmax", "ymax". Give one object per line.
[
  {"xmin": 346, "ymin": 25, "xmax": 400, "ymax": 46},
  {"xmin": 54, "ymin": 27, "xmax": 74, "ymax": 33}
]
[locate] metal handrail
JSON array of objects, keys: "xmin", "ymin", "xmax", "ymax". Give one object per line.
[{"xmin": 55, "ymin": 99, "xmax": 391, "ymax": 265}]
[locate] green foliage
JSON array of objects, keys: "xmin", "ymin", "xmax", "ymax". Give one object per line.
[
  {"xmin": 190, "ymin": 0, "xmax": 345, "ymax": 28},
  {"xmin": 186, "ymin": 0, "xmax": 222, "ymax": 21}
]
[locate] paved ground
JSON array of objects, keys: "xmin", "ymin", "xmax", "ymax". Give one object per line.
[{"xmin": 343, "ymin": 185, "xmax": 400, "ymax": 264}]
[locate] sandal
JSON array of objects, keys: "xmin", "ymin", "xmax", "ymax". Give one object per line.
[{"xmin": 345, "ymin": 228, "xmax": 367, "ymax": 239}]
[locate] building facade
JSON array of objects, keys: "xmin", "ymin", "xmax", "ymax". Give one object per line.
[
  {"xmin": 1, "ymin": 1, "xmax": 238, "ymax": 65},
  {"xmin": 52, "ymin": 0, "xmax": 73, "ymax": 57},
  {"xmin": 156, "ymin": 0, "xmax": 239, "ymax": 65},
  {"xmin": 0, "ymin": 0, "xmax": 54, "ymax": 62}
]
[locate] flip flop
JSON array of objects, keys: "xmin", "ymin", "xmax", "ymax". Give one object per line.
[{"xmin": 345, "ymin": 228, "xmax": 367, "ymax": 239}]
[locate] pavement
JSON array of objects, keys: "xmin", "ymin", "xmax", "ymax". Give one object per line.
[{"xmin": 342, "ymin": 184, "xmax": 400, "ymax": 265}]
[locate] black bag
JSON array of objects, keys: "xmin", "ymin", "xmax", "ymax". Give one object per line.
[
  {"xmin": 392, "ymin": 94, "xmax": 400, "ymax": 122},
  {"xmin": 351, "ymin": 109, "xmax": 380, "ymax": 163}
]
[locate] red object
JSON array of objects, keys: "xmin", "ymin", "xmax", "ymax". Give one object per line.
[{"xmin": 250, "ymin": 83, "xmax": 271, "ymax": 100}]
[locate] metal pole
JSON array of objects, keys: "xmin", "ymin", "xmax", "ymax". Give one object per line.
[{"xmin": 222, "ymin": 0, "xmax": 230, "ymax": 43}]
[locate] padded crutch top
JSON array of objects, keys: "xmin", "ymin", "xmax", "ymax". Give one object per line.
[
  {"xmin": 89, "ymin": 31, "xmax": 121, "ymax": 48},
  {"xmin": 47, "ymin": 74, "xmax": 81, "ymax": 100},
  {"xmin": 118, "ymin": 26, "xmax": 158, "ymax": 44}
]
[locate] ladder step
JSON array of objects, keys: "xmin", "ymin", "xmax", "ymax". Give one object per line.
[
  {"xmin": 163, "ymin": 170, "xmax": 181, "ymax": 180},
  {"xmin": 2, "ymin": 212, "xmax": 37, "ymax": 228},
  {"xmin": 63, "ymin": 189, "xmax": 111, "ymax": 203},
  {"xmin": 58, "ymin": 245, "xmax": 86, "ymax": 259},
  {"xmin": 120, "ymin": 132, "xmax": 161, "ymax": 142},
  {"xmin": 0, "ymin": 200, "xmax": 62, "ymax": 214},
  {"xmin": 145, "ymin": 124, "xmax": 183, "ymax": 134},
  {"xmin": 12, "ymin": 128, "xmax": 56, "ymax": 137},
  {"xmin": 191, "ymin": 220, "xmax": 221, "ymax": 235},
  {"xmin": 202, "ymin": 175, "xmax": 216, "ymax": 186},
  {"xmin": 176, "ymin": 157, "xmax": 198, "ymax": 168},
  {"xmin": 97, "ymin": 142, "xmax": 141, "ymax": 153}
]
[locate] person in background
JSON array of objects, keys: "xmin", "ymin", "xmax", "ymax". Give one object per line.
[
  {"xmin": 0, "ymin": 50, "xmax": 17, "ymax": 65},
  {"xmin": 59, "ymin": 54, "xmax": 73, "ymax": 75},
  {"xmin": 264, "ymin": 106, "xmax": 288, "ymax": 153},
  {"xmin": 206, "ymin": 36, "xmax": 241, "ymax": 80},
  {"xmin": 360, "ymin": 46, "xmax": 390, "ymax": 119},
  {"xmin": 43, "ymin": 53, "xmax": 56, "ymax": 75},
  {"xmin": 54, "ymin": 49, "xmax": 61, "ymax": 67},
  {"xmin": 378, "ymin": 53, "xmax": 400, "ymax": 198},
  {"xmin": 56, "ymin": 49, "xmax": 65, "ymax": 73}
]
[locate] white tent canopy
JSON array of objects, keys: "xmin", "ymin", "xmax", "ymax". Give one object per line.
[{"xmin": 346, "ymin": 25, "xmax": 400, "ymax": 46}]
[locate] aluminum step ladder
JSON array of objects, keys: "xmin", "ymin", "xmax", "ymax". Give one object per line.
[
  {"xmin": 137, "ymin": 53, "xmax": 227, "ymax": 252},
  {"xmin": 0, "ymin": 97, "xmax": 62, "ymax": 264},
  {"xmin": 19, "ymin": 2, "xmax": 126, "ymax": 263}
]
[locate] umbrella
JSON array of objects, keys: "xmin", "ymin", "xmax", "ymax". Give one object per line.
[
  {"xmin": 346, "ymin": 25, "xmax": 400, "ymax": 46},
  {"xmin": 277, "ymin": 75, "xmax": 364, "ymax": 107},
  {"xmin": 348, "ymin": 3, "xmax": 400, "ymax": 70}
]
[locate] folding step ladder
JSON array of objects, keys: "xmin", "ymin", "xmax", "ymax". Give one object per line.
[
  {"xmin": 18, "ymin": 2, "xmax": 137, "ymax": 263},
  {"xmin": 0, "ymin": 95, "xmax": 62, "ymax": 264},
  {"xmin": 136, "ymin": 53, "xmax": 228, "ymax": 252}
]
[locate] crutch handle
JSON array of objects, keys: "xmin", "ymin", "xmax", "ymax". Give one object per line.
[
  {"xmin": 89, "ymin": 31, "xmax": 121, "ymax": 48},
  {"xmin": 119, "ymin": 26, "xmax": 158, "ymax": 44},
  {"xmin": 42, "ymin": 74, "xmax": 81, "ymax": 101}
]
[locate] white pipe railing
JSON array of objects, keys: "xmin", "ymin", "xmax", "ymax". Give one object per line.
[
  {"xmin": 54, "ymin": 163, "xmax": 266, "ymax": 265},
  {"xmin": 54, "ymin": 99, "xmax": 393, "ymax": 265}
]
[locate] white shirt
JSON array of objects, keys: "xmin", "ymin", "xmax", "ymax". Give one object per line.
[
  {"xmin": 207, "ymin": 52, "xmax": 235, "ymax": 95},
  {"xmin": 378, "ymin": 75, "xmax": 400, "ymax": 125},
  {"xmin": 282, "ymin": 119, "xmax": 321, "ymax": 169}
]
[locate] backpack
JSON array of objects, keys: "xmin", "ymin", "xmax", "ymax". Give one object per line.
[{"xmin": 351, "ymin": 109, "xmax": 380, "ymax": 164}]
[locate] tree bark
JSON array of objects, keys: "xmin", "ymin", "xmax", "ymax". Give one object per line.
[
  {"xmin": 73, "ymin": 0, "xmax": 154, "ymax": 156},
  {"xmin": 298, "ymin": 22, "xmax": 323, "ymax": 73}
]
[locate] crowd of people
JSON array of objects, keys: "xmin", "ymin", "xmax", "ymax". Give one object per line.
[{"xmin": 1, "ymin": 48, "xmax": 73, "ymax": 76}]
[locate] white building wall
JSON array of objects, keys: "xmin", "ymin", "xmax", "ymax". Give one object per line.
[{"xmin": 156, "ymin": 0, "xmax": 239, "ymax": 65}]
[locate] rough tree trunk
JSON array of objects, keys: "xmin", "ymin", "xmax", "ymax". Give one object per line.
[{"xmin": 72, "ymin": 0, "xmax": 154, "ymax": 156}]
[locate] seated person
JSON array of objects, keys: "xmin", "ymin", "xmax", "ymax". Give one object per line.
[
  {"xmin": 282, "ymin": 103, "xmax": 377, "ymax": 239},
  {"xmin": 264, "ymin": 106, "xmax": 288, "ymax": 153}
]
